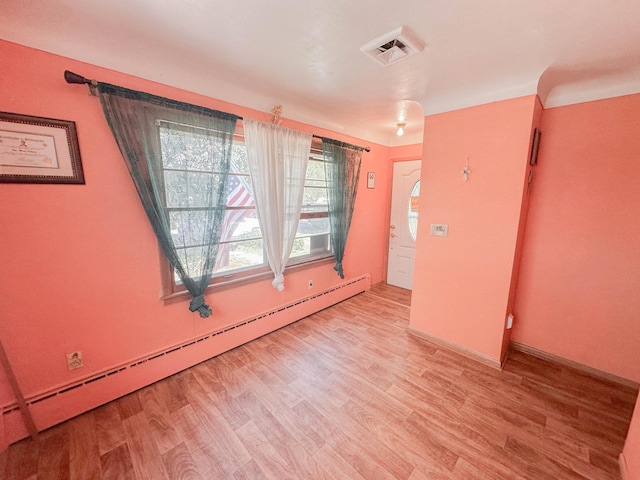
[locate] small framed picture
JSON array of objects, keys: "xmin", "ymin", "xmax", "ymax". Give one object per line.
[
  {"xmin": 367, "ymin": 172, "xmax": 375, "ymax": 189},
  {"xmin": 0, "ymin": 111, "xmax": 85, "ymax": 184}
]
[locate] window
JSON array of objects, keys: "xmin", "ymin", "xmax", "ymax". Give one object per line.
[
  {"xmin": 290, "ymin": 147, "xmax": 331, "ymax": 263},
  {"xmin": 213, "ymin": 139, "xmax": 265, "ymax": 278},
  {"xmin": 158, "ymin": 120, "xmax": 233, "ymax": 282},
  {"xmin": 161, "ymin": 124, "xmax": 332, "ymax": 296},
  {"xmin": 408, "ymin": 180, "xmax": 420, "ymax": 241}
]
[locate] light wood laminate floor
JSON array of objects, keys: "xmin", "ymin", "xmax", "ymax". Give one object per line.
[
  {"xmin": 1, "ymin": 285, "xmax": 637, "ymax": 479},
  {"xmin": 368, "ymin": 282, "xmax": 412, "ymax": 307}
]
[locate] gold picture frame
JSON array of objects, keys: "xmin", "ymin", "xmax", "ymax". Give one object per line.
[{"xmin": 0, "ymin": 111, "xmax": 85, "ymax": 184}]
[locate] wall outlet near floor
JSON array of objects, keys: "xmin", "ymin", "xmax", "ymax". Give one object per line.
[
  {"xmin": 308, "ymin": 280, "xmax": 314, "ymax": 289},
  {"xmin": 66, "ymin": 351, "xmax": 83, "ymax": 370}
]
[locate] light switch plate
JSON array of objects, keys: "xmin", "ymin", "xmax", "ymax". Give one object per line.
[
  {"xmin": 367, "ymin": 172, "xmax": 375, "ymax": 189},
  {"xmin": 430, "ymin": 224, "xmax": 448, "ymax": 236}
]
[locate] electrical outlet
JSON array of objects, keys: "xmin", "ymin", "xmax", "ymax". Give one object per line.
[
  {"xmin": 308, "ymin": 280, "xmax": 313, "ymax": 289},
  {"xmin": 66, "ymin": 351, "xmax": 83, "ymax": 370}
]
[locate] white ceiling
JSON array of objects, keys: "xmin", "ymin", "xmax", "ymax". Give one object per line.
[{"xmin": 2, "ymin": 0, "xmax": 640, "ymax": 147}]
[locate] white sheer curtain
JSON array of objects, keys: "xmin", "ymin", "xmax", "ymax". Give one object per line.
[{"xmin": 243, "ymin": 119, "xmax": 312, "ymax": 291}]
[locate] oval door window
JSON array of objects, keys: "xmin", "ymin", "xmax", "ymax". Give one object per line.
[{"xmin": 408, "ymin": 180, "xmax": 420, "ymax": 241}]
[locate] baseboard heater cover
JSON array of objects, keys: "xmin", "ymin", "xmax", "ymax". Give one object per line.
[{"xmin": 1, "ymin": 274, "xmax": 370, "ymax": 445}]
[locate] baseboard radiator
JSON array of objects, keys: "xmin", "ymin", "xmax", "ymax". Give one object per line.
[{"xmin": 1, "ymin": 274, "xmax": 371, "ymax": 447}]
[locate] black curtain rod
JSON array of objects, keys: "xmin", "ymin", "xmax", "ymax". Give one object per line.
[{"xmin": 64, "ymin": 70, "xmax": 371, "ymax": 153}]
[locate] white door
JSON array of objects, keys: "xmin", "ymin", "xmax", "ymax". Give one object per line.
[{"xmin": 387, "ymin": 160, "xmax": 421, "ymax": 289}]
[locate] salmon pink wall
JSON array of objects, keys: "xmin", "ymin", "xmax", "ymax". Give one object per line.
[
  {"xmin": 410, "ymin": 96, "xmax": 537, "ymax": 362},
  {"xmin": 0, "ymin": 40, "xmax": 390, "ymax": 446},
  {"xmin": 512, "ymin": 94, "xmax": 640, "ymax": 382},
  {"xmin": 624, "ymin": 399, "xmax": 640, "ymax": 480},
  {"xmin": 500, "ymin": 96, "xmax": 544, "ymax": 358},
  {"xmin": 390, "ymin": 143, "xmax": 422, "ymax": 161}
]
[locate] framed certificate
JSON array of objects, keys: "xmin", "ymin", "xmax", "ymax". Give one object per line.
[{"xmin": 0, "ymin": 111, "xmax": 85, "ymax": 184}]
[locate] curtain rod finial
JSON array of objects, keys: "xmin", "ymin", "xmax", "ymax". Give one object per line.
[
  {"xmin": 64, "ymin": 70, "xmax": 98, "ymax": 96},
  {"xmin": 64, "ymin": 70, "xmax": 87, "ymax": 85}
]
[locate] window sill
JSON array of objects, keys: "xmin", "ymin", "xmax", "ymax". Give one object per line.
[{"xmin": 161, "ymin": 255, "xmax": 335, "ymax": 306}]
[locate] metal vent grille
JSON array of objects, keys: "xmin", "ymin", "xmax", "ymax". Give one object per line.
[
  {"xmin": 377, "ymin": 39, "xmax": 407, "ymax": 53},
  {"xmin": 361, "ymin": 26, "xmax": 425, "ymax": 66}
]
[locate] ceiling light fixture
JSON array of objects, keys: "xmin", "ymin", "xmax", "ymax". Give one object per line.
[{"xmin": 396, "ymin": 122, "xmax": 407, "ymax": 136}]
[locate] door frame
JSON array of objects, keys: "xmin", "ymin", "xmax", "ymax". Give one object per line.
[{"xmin": 384, "ymin": 156, "xmax": 422, "ymax": 285}]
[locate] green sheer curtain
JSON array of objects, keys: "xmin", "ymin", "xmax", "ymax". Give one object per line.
[
  {"xmin": 97, "ymin": 83, "xmax": 238, "ymax": 317},
  {"xmin": 322, "ymin": 138, "xmax": 364, "ymax": 279}
]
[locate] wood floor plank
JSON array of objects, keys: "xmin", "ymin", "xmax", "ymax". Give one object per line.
[
  {"xmin": 190, "ymin": 363, "xmax": 250, "ymax": 431},
  {"xmin": 333, "ymin": 434, "xmax": 405, "ymax": 480},
  {"xmin": 1, "ymin": 285, "xmax": 636, "ymax": 479},
  {"xmin": 459, "ymin": 395, "xmax": 546, "ymax": 439},
  {"xmin": 241, "ymin": 352, "xmax": 303, "ymax": 408},
  {"xmin": 100, "ymin": 443, "xmax": 135, "ymax": 480},
  {"xmin": 115, "ymin": 392, "xmax": 143, "ymax": 421},
  {"xmin": 171, "ymin": 404, "xmax": 226, "ymax": 479},
  {"xmin": 37, "ymin": 425, "xmax": 70, "ymax": 480},
  {"xmin": 291, "ymin": 396, "xmax": 409, "ymax": 480},
  {"xmin": 508, "ymin": 432, "xmax": 618, "ymax": 480},
  {"xmin": 138, "ymin": 386, "xmax": 182, "ymax": 455},
  {"xmin": 509, "ymin": 440, "xmax": 597, "ymax": 479},
  {"xmin": 341, "ymin": 398, "xmax": 457, "ymax": 478},
  {"xmin": 233, "ymin": 420, "xmax": 298, "ymax": 480},
  {"xmin": 367, "ymin": 282, "xmax": 412, "ymax": 307},
  {"xmin": 4, "ymin": 437, "xmax": 38, "ymax": 479},
  {"xmin": 93, "ymin": 402, "xmax": 126, "ymax": 456},
  {"xmin": 222, "ymin": 344, "xmax": 258, "ymax": 370},
  {"xmin": 177, "ymin": 371, "xmax": 251, "ymax": 477},
  {"xmin": 451, "ymin": 455, "xmax": 526, "ymax": 480},
  {"xmin": 68, "ymin": 412, "xmax": 102, "ymax": 480},
  {"xmin": 122, "ymin": 412, "xmax": 169, "ymax": 480},
  {"xmin": 152, "ymin": 376, "xmax": 189, "ymax": 414},
  {"xmin": 198, "ymin": 352, "xmax": 249, "ymax": 396},
  {"xmin": 234, "ymin": 389, "xmax": 333, "ymax": 479},
  {"xmin": 0, "ymin": 447, "xmax": 7, "ymax": 480},
  {"xmin": 241, "ymin": 339, "xmax": 300, "ymax": 385},
  {"xmin": 232, "ymin": 458, "xmax": 269, "ymax": 480},
  {"xmin": 404, "ymin": 408, "xmax": 514, "ymax": 474},
  {"xmin": 231, "ymin": 366, "xmax": 325, "ymax": 456},
  {"xmin": 588, "ymin": 448, "xmax": 621, "ymax": 477},
  {"xmin": 161, "ymin": 442, "xmax": 202, "ymax": 480},
  {"xmin": 311, "ymin": 444, "xmax": 369, "ymax": 480}
]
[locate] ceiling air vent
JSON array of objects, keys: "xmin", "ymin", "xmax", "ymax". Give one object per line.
[{"xmin": 361, "ymin": 26, "xmax": 425, "ymax": 66}]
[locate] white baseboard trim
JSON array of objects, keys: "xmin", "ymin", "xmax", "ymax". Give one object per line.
[
  {"xmin": 510, "ymin": 341, "xmax": 639, "ymax": 389},
  {"xmin": 406, "ymin": 327, "xmax": 502, "ymax": 370}
]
